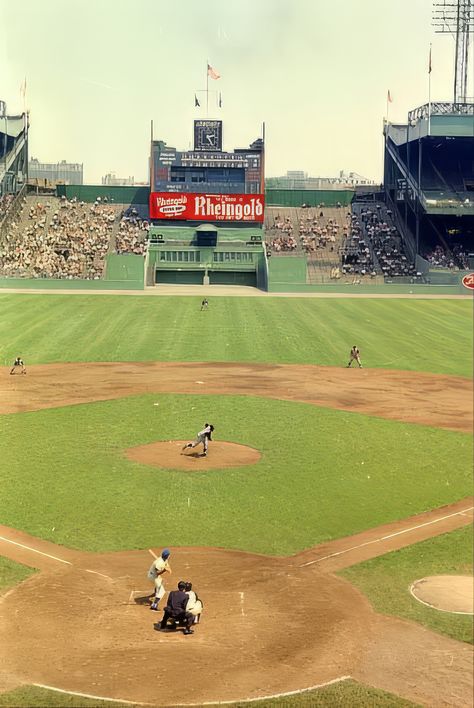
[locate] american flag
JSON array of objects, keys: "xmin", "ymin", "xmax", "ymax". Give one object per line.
[{"xmin": 207, "ymin": 63, "xmax": 220, "ymax": 80}]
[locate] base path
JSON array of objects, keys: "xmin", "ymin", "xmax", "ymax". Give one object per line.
[
  {"xmin": 0, "ymin": 500, "xmax": 472, "ymax": 708},
  {"xmin": 3, "ymin": 361, "xmax": 472, "ymax": 433}
]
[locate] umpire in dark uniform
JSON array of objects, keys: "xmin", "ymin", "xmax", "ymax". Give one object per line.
[{"xmin": 159, "ymin": 581, "xmax": 195, "ymax": 635}]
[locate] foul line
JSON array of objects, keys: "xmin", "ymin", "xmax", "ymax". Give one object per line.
[
  {"xmin": 300, "ymin": 507, "xmax": 474, "ymax": 567},
  {"xmin": 176, "ymin": 676, "xmax": 352, "ymax": 706},
  {"xmin": 0, "ymin": 535, "xmax": 72, "ymax": 565},
  {"xmin": 33, "ymin": 683, "xmax": 148, "ymax": 705},
  {"xmin": 85, "ymin": 568, "xmax": 112, "ymax": 580}
]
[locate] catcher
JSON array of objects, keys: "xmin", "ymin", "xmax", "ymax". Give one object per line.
[{"xmin": 182, "ymin": 423, "xmax": 214, "ymax": 457}]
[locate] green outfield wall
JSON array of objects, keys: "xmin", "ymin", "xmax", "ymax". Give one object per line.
[
  {"xmin": 0, "ymin": 255, "xmax": 145, "ymax": 291},
  {"xmin": 265, "ymin": 189, "xmax": 354, "ymax": 207},
  {"xmin": 0, "ymin": 278, "xmax": 142, "ymax": 290},
  {"xmin": 268, "ymin": 256, "xmax": 307, "ymax": 285},
  {"xmin": 56, "ymin": 185, "xmax": 355, "ymax": 209},
  {"xmin": 105, "ymin": 254, "xmax": 145, "ymax": 287},
  {"xmin": 56, "ymin": 185, "xmax": 149, "ymax": 204}
]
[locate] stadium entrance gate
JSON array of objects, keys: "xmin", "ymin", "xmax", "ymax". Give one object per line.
[
  {"xmin": 155, "ymin": 269, "xmax": 203, "ymax": 285},
  {"xmin": 208, "ymin": 270, "xmax": 256, "ymax": 286}
]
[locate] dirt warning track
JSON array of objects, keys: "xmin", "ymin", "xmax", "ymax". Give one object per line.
[{"xmin": 3, "ymin": 361, "xmax": 472, "ymax": 432}]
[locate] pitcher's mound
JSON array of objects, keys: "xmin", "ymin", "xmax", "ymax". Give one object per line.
[
  {"xmin": 124, "ymin": 440, "xmax": 261, "ymax": 471},
  {"xmin": 411, "ymin": 575, "xmax": 474, "ymax": 614}
]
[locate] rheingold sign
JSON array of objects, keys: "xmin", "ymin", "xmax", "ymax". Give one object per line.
[{"xmin": 149, "ymin": 192, "xmax": 264, "ymax": 222}]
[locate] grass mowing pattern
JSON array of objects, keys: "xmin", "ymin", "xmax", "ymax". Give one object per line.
[
  {"xmin": 1, "ymin": 394, "xmax": 471, "ymax": 554},
  {"xmin": 0, "ymin": 557, "xmax": 35, "ymax": 593},
  {"xmin": 0, "ymin": 681, "xmax": 420, "ymax": 707},
  {"xmin": 0, "ymin": 295, "xmax": 471, "ymax": 377},
  {"xmin": 340, "ymin": 526, "xmax": 473, "ymax": 644}
]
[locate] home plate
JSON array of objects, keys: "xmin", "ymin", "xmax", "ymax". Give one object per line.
[{"xmin": 195, "ymin": 381, "xmax": 204, "ymax": 384}]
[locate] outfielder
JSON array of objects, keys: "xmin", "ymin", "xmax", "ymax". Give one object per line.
[
  {"xmin": 182, "ymin": 423, "xmax": 214, "ymax": 457},
  {"xmin": 10, "ymin": 357, "xmax": 26, "ymax": 375},
  {"xmin": 347, "ymin": 345, "xmax": 362, "ymax": 368},
  {"xmin": 148, "ymin": 548, "xmax": 172, "ymax": 611}
]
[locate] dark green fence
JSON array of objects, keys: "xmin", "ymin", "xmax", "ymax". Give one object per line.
[
  {"xmin": 265, "ymin": 189, "xmax": 354, "ymax": 207},
  {"xmin": 56, "ymin": 185, "xmax": 149, "ymax": 204}
]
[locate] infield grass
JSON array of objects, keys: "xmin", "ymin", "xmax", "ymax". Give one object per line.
[
  {"xmin": 0, "ymin": 557, "xmax": 35, "ymax": 593},
  {"xmin": 1, "ymin": 394, "xmax": 471, "ymax": 554},
  {"xmin": 0, "ymin": 681, "xmax": 420, "ymax": 707},
  {"xmin": 340, "ymin": 526, "xmax": 474, "ymax": 644},
  {"xmin": 0, "ymin": 295, "xmax": 471, "ymax": 377}
]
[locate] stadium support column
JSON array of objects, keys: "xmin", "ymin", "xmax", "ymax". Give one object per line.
[{"xmin": 416, "ymin": 137, "xmax": 422, "ymax": 255}]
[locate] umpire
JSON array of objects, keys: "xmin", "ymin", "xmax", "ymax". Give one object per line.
[{"xmin": 159, "ymin": 581, "xmax": 195, "ymax": 635}]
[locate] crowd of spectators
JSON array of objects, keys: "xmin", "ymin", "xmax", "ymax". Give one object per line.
[
  {"xmin": 0, "ymin": 193, "xmax": 15, "ymax": 223},
  {"xmin": 267, "ymin": 212, "xmax": 341, "ymax": 254},
  {"xmin": 267, "ymin": 216, "xmax": 297, "ymax": 251},
  {"xmin": 340, "ymin": 213, "xmax": 377, "ymax": 278},
  {"xmin": 298, "ymin": 213, "xmax": 338, "ymax": 254},
  {"xmin": 0, "ymin": 196, "xmax": 116, "ymax": 279},
  {"xmin": 357, "ymin": 205, "xmax": 417, "ymax": 278},
  {"xmin": 424, "ymin": 244, "xmax": 469, "ymax": 270},
  {"xmin": 115, "ymin": 207, "xmax": 149, "ymax": 255}
]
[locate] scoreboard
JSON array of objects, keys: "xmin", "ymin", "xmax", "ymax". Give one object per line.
[{"xmin": 151, "ymin": 124, "xmax": 263, "ymax": 195}]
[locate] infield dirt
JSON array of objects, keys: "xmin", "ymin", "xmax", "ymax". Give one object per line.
[{"xmin": 3, "ymin": 361, "xmax": 472, "ymax": 433}]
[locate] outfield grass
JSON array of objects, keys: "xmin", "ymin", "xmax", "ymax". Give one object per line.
[
  {"xmin": 1, "ymin": 394, "xmax": 471, "ymax": 554},
  {"xmin": 340, "ymin": 526, "xmax": 474, "ymax": 644},
  {"xmin": 0, "ymin": 681, "xmax": 420, "ymax": 707},
  {"xmin": 0, "ymin": 557, "xmax": 36, "ymax": 593},
  {"xmin": 0, "ymin": 295, "xmax": 471, "ymax": 377}
]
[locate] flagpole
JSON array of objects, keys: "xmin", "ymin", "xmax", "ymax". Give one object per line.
[
  {"xmin": 428, "ymin": 43, "xmax": 432, "ymax": 135},
  {"xmin": 206, "ymin": 59, "xmax": 209, "ymax": 117}
]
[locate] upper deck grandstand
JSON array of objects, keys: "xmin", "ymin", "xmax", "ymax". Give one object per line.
[{"xmin": 384, "ymin": 101, "xmax": 474, "ymax": 277}]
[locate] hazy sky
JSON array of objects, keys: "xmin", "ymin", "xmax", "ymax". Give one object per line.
[{"xmin": 3, "ymin": 0, "xmax": 469, "ymax": 183}]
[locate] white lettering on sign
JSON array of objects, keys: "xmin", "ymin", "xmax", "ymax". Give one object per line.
[{"xmin": 194, "ymin": 196, "xmax": 263, "ymax": 220}]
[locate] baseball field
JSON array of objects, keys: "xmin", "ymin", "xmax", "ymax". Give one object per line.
[{"xmin": 0, "ymin": 292, "xmax": 472, "ymax": 707}]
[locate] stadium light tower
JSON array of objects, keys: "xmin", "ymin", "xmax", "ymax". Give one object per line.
[{"xmin": 433, "ymin": 0, "xmax": 474, "ymax": 103}]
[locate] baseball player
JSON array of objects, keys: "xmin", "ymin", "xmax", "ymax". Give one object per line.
[
  {"xmin": 147, "ymin": 548, "xmax": 172, "ymax": 611},
  {"xmin": 182, "ymin": 423, "xmax": 214, "ymax": 457},
  {"xmin": 159, "ymin": 581, "xmax": 195, "ymax": 635},
  {"xmin": 185, "ymin": 581, "xmax": 203, "ymax": 624},
  {"xmin": 10, "ymin": 357, "xmax": 26, "ymax": 375},
  {"xmin": 346, "ymin": 346, "xmax": 363, "ymax": 368},
  {"xmin": 200, "ymin": 298, "xmax": 209, "ymax": 311}
]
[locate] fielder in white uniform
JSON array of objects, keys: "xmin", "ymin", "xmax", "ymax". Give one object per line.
[
  {"xmin": 346, "ymin": 346, "xmax": 363, "ymax": 368},
  {"xmin": 148, "ymin": 548, "xmax": 171, "ymax": 611},
  {"xmin": 182, "ymin": 424, "xmax": 214, "ymax": 457}
]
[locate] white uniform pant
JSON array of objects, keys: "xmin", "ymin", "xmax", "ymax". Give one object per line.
[{"xmin": 190, "ymin": 434, "xmax": 208, "ymax": 453}]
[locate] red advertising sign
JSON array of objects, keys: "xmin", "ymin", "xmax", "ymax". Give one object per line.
[
  {"xmin": 149, "ymin": 192, "xmax": 265, "ymax": 223},
  {"xmin": 462, "ymin": 273, "xmax": 474, "ymax": 290}
]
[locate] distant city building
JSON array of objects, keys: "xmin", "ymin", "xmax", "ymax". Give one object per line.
[
  {"xmin": 266, "ymin": 170, "xmax": 376, "ymax": 190},
  {"xmin": 28, "ymin": 158, "xmax": 83, "ymax": 185},
  {"xmin": 286, "ymin": 170, "xmax": 307, "ymax": 180},
  {"xmin": 102, "ymin": 173, "xmax": 134, "ymax": 186}
]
